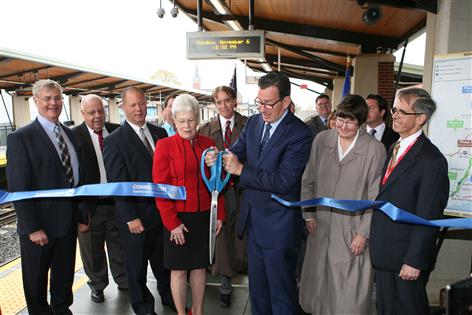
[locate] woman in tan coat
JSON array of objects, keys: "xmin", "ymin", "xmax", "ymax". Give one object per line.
[{"xmin": 299, "ymin": 95, "xmax": 386, "ymax": 315}]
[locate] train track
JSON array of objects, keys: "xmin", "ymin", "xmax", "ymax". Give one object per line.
[{"xmin": 0, "ymin": 203, "xmax": 16, "ymax": 226}]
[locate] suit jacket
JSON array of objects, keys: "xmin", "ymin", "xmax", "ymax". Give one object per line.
[
  {"xmin": 380, "ymin": 125, "xmax": 400, "ymax": 151},
  {"xmin": 370, "ymin": 133, "xmax": 449, "ymax": 271},
  {"xmin": 103, "ymin": 121, "xmax": 167, "ymax": 228},
  {"xmin": 305, "ymin": 115, "xmax": 327, "ymax": 138},
  {"xmin": 73, "ymin": 122, "xmax": 120, "ymax": 215},
  {"xmin": 6, "ymin": 119, "xmax": 84, "ymax": 237},
  {"xmin": 231, "ymin": 112, "xmax": 313, "ymax": 249},
  {"xmin": 198, "ymin": 112, "xmax": 248, "ymax": 150}
]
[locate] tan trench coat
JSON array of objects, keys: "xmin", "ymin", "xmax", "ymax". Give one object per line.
[
  {"xmin": 198, "ymin": 112, "xmax": 248, "ymax": 276},
  {"xmin": 299, "ymin": 128, "xmax": 386, "ymax": 315}
]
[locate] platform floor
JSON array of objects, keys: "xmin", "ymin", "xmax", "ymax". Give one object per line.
[{"xmin": 0, "ymin": 245, "xmax": 252, "ymax": 315}]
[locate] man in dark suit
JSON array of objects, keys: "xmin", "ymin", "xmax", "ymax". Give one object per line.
[
  {"xmin": 208, "ymin": 72, "xmax": 313, "ymax": 315},
  {"xmin": 370, "ymin": 88, "xmax": 449, "ymax": 315},
  {"xmin": 103, "ymin": 87, "xmax": 172, "ymax": 315},
  {"xmin": 198, "ymin": 85, "xmax": 248, "ymax": 308},
  {"xmin": 6, "ymin": 79, "xmax": 87, "ymax": 315},
  {"xmin": 305, "ymin": 93, "xmax": 331, "ymax": 138},
  {"xmin": 366, "ymin": 94, "xmax": 399, "ymax": 150},
  {"xmin": 73, "ymin": 94, "xmax": 126, "ymax": 303}
]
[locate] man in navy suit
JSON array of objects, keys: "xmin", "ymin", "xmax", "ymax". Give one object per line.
[
  {"xmin": 73, "ymin": 94, "xmax": 126, "ymax": 303},
  {"xmin": 366, "ymin": 94, "xmax": 399, "ymax": 151},
  {"xmin": 103, "ymin": 87, "xmax": 172, "ymax": 315},
  {"xmin": 209, "ymin": 72, "xmax": 313, "ymax": 314},
  {"xmin": 370, "ymin": 88, "xmax": 449, "ymax": 315},
  {"xmin": 6, "ymin": 79, "xmax": 87, "ymax": 315}
]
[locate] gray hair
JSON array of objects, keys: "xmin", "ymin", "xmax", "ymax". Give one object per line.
[
  {"xmin": 397, "ymin": 88, "xmax": 436, "ymax": 122},
  {"xmin": 32, "ymin": 79, "xmax": 63, "ymax": 97},
  {"xmin": 172, "ymin": 94, "xmax": 200, "ymax": 124},
  {"xmin": 80, "ymin": 94, "xmax": 103, "ymax": 110}
]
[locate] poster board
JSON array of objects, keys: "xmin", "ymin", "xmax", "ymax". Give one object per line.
[{"xmin": 429, "ymin": 52, "xmax": 472, "ymax": 218}]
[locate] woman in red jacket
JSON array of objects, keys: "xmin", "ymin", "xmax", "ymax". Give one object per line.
[{"xmin": 153, "ymin": 94, "xmax": 225, "ymax": 315}]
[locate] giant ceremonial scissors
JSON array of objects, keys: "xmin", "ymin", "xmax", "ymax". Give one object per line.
[{"xmin": 201, "ymin": 148, "xmax": 230, "ymax": 264}]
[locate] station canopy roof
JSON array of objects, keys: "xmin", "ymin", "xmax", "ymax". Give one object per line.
[
  {"xmin": 175, "ymin": 0, "xmax": 433, "ymax": 89},
  {"xmin": 0, "ymin": 48, "xmax": 211, "ymax": 102}
]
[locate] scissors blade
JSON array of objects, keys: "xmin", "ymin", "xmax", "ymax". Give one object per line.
[{"xmin": 209, "ymin": 190, "xmax": 219, "ymax": 265}]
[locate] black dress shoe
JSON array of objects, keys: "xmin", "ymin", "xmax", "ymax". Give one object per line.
[
  {"xmin": 219, "ymin": 293, "xmax": 231, "ymax": 308},
  {"xmin": 91, "ymin": 288, "xmax": 104, "ymax": 303}
]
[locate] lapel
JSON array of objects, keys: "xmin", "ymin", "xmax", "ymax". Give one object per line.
[
  {"xmin": 123, "ymin": 121, "xmax": 153, "ymax": 163},
  {"xmin": 209, "ymin": 117, "xmax": 224, "ymax": 148},
  {"xmin": 232, "ymin": 112, "xmax": 245, "ymax": 143},
  {"xmin": 32, "ymin": 118, "xmax": 65, "ymax": 170},
  {"xmin": 339, "ymin": 129, "xmax": 369, "ymax": 166},
  {"xmin": 379, "ymin": 133, "xmax": 426, "ymax": 194},
  {"xmin": 257, "ymin": 112, "xmax": 292, "ymax": 163},
  {"xmin": 78, "ymin": 123, "xmax": 95, "ymax": 155}
]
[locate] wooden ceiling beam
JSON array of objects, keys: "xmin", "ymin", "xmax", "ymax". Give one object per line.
[{"xmin": 0, "ymin": 65, "xmax": 52, "ymax": 79}]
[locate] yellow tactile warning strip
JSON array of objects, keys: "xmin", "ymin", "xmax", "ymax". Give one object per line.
[{"xmin": 0, "ymin": 242, "xmax": 87, "ymax": 315}]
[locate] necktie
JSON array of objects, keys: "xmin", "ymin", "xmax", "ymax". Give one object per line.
[
  {"xmin": 387, "ymin": 141, "xmax": 401, "ymax": 169},
  {"xmin": 260, "ymin": 123, "xmax": 272, "ymax": 152},
  {"xmin": 53, "ymin": 123, "xmax": 74, "ymax": 186},
  {"xmin": 224, "ymin": 120, "xmax": 232, "ymax": 149},
  {"xmin": 369, "ymin": 129, "xmax": 377, "ymax": 137},
  {"xmin": 94, "ymin": 130, "xmax": 104, "ymax": 151},
  {"xmin": 140, "ymin": 127, "xmax": 154, "ymax": 156}
]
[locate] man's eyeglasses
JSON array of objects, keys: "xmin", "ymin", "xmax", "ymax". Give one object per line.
[
  {"xmin": 37, "ymin": 96, "xmax": 63, "ymax": 103},
  {"xmin": 335, "ymin": 117, "xmax": 358, "ymax": 128},
  {"xmin": 254, "ymin": 98, "xmax": 282, "ymax": 109},
  {"xmin": 391, "ymin": 107, "xmax": 424, "ymax": 116}
]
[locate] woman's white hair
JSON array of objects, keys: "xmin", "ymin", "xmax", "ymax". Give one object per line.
[{"xmin": 172, "ymin": 94, "xmax": 201, "ymax": 125}]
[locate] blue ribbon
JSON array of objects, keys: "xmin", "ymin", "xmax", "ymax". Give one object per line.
[
  {"xmin": 271, "ymin": 194, "xmax": 472, "ymax": 229},
  {"xmin": 0, "ymin": 182, "xmax": 186, "ymax": 205}
]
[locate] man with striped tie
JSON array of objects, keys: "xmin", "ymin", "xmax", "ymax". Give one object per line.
[
  {"xmin": 73, "ymin": 94, "xmax": 125, "ymax": 303},
  {"xmin": 198, "ymin": 85, "xmax": 247, "ymax": 308},
  {"xmin": 6, "ymin": 79, "xmax": 88, "ymax": 314}
]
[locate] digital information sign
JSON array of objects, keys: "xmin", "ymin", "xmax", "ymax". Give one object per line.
[{"xmin": 186, "ymin": 30, "xmax": 264, "ymax": 60}]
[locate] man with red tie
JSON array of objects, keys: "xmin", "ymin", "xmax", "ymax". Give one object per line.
[
  {"xmin": 73, "ymin": 94, "xmax": 126, "ymax": 303},
  {"xmin": 198, "ymin": 85, "xmax": 247, "ymax": 308},
  {"xmin": 370, "ymin": 88, "xmax": 449, "ymax": 315}
]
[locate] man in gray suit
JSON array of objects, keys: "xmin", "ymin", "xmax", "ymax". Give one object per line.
[
  {"xmin": 73, "ymin": 95, "xmax": 127, "ymax": 303},
  {"xmin": 305, "ymin": 94, "xmax": 332, "ymax": 137}
]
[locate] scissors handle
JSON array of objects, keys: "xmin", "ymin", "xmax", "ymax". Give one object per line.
[{"xmin": 200, "ymin": 148, "xmax": 231, "ymax": 192}]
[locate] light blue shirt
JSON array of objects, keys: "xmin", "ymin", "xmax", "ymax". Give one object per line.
[
  {"xmin": 162, "ymin": 121, "xmax": 176, "ymax": 136},
  {"xmin": 260, "ymin": 109, "xmax": 289, "ymax": 143},
  {"xmin": 37, "ymin": 115, "xmax": 80, "ymax": 186}
]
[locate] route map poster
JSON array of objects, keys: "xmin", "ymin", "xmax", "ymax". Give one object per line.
[{"xmin": 429, "ymin": 52, "xmax": 472, "ymax": 218}]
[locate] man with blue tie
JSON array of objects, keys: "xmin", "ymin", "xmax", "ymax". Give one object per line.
[
  {"xmin": 206, "ymin": 72, "xmax": 313, "ymax": 314},
  {"xmin": 7, "ymin": 79, "xmax": 87, "ymax": 314}
]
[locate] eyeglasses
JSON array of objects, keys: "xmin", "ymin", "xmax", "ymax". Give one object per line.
[
  {"xmin": 215, "ymin": 98, "xmax": 234, "ymax": 106},
  {"xmin": 83, "ymin": 109, "xmax": 105, "ymax": 116},
  {"xmin": 391, "ymin": 107, "xmax": 424, "ymax": 116},
  {"xmin": 254, "ymin": 98, "xmax": 282, "ymax": 109},
  {"xmin": 36, "ymin": 95, "xmax": 63, "ymax": 103},
  {"xmin": 335, "ymin": 117, "xmax": 358, "ymax": 128}
]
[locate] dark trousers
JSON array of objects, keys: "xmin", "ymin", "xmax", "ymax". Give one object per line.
[
  {"xmin": 20, "ymin": 228, "xmax": 77, "ymax": 315},
  {"xmin": 247, "ymin": 221, "xmax": 299, "ymax": 315},
  {"xmin": 78, "ymin": 204, "xmax": 127, "ymax": 291},
  {"xmin": 374, "ymin": 268, "xmax": 431, "ymax": 315},
  {"xmin": 119, "ymin": 225, "xmax": 171, "ymax": 314}
]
